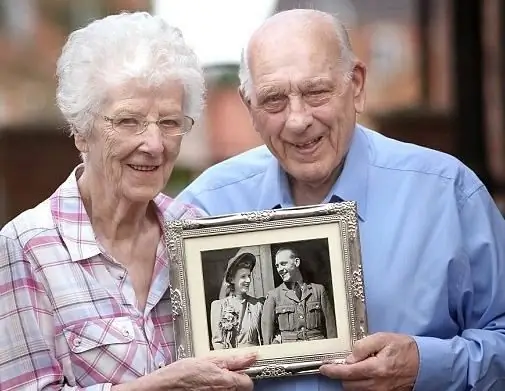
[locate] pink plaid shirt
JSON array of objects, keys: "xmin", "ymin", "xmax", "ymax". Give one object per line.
[{"xmin": 0, "ymin": 166, "xmax": 203, "ymax": 390}]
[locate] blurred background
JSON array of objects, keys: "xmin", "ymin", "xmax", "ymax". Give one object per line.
[{"xmin": 0, "ymin": 0, "xmax": 503, "ymax": 227}]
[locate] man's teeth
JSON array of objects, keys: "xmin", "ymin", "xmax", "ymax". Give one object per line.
[
  {"xmin": 129, "ymin": 165, "xmax": 158, "ymax": 171},
  {"xmin": 296, "ymin": 137, "xmax": 322, "ymax": 148}
]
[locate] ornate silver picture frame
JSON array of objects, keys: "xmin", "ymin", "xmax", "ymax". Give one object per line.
[{"xmin": 164, "ymin": 201, "xmax": 367, "ymax": 379}]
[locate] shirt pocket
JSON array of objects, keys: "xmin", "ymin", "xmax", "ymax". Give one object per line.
[
  {"xmin": 275, "ymin": 304, "xmax": 296, "ymax": 331},
  {"xmin": 63, "ymin": 316, "xmax": 136, "ymax": 383},
  {"xmin": 306, "ymin": 301, "xmax": 323, "ymax": 329}
]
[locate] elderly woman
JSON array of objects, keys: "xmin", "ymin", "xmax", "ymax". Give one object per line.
[
  {"xmin": 0, "ymin": 12, "xmax": 254, "ymax": 391},
  {"xmin": 210, "ymin": 249, "xmax": 265, "ymax": 350}
]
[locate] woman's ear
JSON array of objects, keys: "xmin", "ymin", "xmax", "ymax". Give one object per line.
[{"xmin": 74, "ymin": 132, "xmax": 89, "ymax": 154}]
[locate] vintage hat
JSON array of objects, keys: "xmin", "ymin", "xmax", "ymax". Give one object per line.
[{"xmin": 224, "ymin": 249, "xmax": 256, "ymax": 283}]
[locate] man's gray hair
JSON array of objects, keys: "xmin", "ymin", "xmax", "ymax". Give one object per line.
[
  {"xmin": 238, "ymin": 11, "xmax": 356, "ymax": 100},
  {"xmin": 56, "ymin": 12, "xmax": 205, "ymax": 137}
]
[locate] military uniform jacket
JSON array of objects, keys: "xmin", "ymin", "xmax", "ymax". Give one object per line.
[{"xmin": 261, "ymin": 282, "xmax": 337, "ymax": 344}]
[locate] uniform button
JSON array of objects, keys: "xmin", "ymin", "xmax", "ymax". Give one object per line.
[
  {"xmin": 73, "ymin": 338, "xmax": 81, "ymax": 347},
  {"xmin": 299, "ymin": 315, "xmax": 304, "ymax": 319},
  {"xmin": 122, "ymin": 328, "xmax": 130, "ymax": 337}
]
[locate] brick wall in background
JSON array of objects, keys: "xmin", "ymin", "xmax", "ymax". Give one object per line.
[
  {"xmin": 482, "ymin": 0, "xmax": 505, "ymax": 210},
  {"xmin": 0, "ymin": 123, "xmax": 80, "ymax": 227}
]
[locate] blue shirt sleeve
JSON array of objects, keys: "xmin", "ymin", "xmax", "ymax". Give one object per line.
[
  {"xmin": 413, "ymin": 185, "xmax": 505, "ymax": 390},
  {"xmin": 175, "ymin": 188, "xmax": 211, "ymax": 215}
]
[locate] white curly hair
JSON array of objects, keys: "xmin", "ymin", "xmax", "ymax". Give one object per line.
[{"xmin": 55, "ymin": 11, "xmax": 205, "ymax": 137}]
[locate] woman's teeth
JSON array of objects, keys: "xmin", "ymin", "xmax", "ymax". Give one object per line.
[{"xmin": 129, "ymin": 165, "xmax": 158, "ymax": 171}]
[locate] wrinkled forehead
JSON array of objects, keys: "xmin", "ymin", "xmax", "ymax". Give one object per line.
[
  {"xmin": 275, "ymin": 249, "xmax": 297, "ymax": 264},
  {"xmin": 101, "ymin": 78, "xmax": 185, "ymax": 113},
  {"xmin": 248, "ymin": 31, "xmax": 343, "ymax": 95}
]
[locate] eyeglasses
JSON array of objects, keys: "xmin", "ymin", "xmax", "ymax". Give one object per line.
[
  {"xmin": 251, "ymin": 69, "xmax": 355, "ymax": 113},
  {"xmin": 102, "ymin": 114, "xmax": 194, "ymax": 136}
]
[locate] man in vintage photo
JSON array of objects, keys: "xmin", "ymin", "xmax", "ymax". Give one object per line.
[
  {"xmin": 176, "ymin": 7, "xmax": 505, "ymax": 391},
  {"xmin": 261, "ymin": 247, "xmax": 337, "ymax": 345}
]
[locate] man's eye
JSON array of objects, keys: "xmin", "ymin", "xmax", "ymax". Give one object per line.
[
  {"xmin": 304, "ymin": 90, "xmax": 332, "ymax": 106},
  {"xmin": 263, "ymin": 95, "xmax": 284, "ymax": 104},
  {"xmin": 307, "ymin": 90, "xmax": 328, "ymax": 96},
  {"xmin": 260, "ymin": 95, "xmax": 287, "ymax": 112}
]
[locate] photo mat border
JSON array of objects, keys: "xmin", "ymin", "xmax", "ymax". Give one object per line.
[{"xmin": 164, "ymin": 201, "xmax": 368, "ymax": 379}]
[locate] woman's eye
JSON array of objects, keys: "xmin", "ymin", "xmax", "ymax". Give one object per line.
[
  {"xmin": 117, "ymin": 117, "xmax": 139, "ymax": 127},
  {"xmin": 159, "ymin": 119, "xmax": 179, "ymax": 128}
]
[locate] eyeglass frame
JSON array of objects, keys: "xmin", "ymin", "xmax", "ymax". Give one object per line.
[
  {"xmin": 246, "ymin": 68, "xmax": 356, "ymax": 113},
  {"xmin": 101, "ymin": 113, "xmax": 195, "ymax": 137}
]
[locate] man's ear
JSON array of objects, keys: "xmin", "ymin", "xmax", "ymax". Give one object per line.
[
  {"xmin": 294, "ymin": 257, "xmax": 301, "ymax": 268},
  {"xmin": 351, "ymin": 61, "xmax": 367, "ymax": 114},
  {"xmin": 238, "ymin": 87, "xmax": 252, "ymax": 115}
]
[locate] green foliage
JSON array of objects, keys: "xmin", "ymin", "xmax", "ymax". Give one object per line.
[{"xmin": 164, "ymin": 167, "xmax": 200, "ymax": 197}]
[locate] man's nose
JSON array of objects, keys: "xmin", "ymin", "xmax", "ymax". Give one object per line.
[{"xmin": 285, "ymin": 95, "xmax": 313, "ymax": 133}]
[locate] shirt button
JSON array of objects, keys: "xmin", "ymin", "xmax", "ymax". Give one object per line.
[
  {"xmin": 157, "ymin": 361, "xmax": 165, "ymax": 368},
  {"xmin": 122, "ymin": 329, "xmax": 130, "ymax": 337},
  {"xmin": 118, "ymin": 273, "xmax": 125, "ymax": 280},
  {"xmin": 73, "ymin": 338, "xmax": 81, "ymax": 347}
]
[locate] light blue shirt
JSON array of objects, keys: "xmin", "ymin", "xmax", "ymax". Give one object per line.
[{"xmin": 175, "ymin": 125, "xmax": 505, "ymax": 390}]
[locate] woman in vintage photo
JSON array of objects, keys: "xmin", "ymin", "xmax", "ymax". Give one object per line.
[{"xmin": 210, "ymin": 249, "xmax": 265, "ymax": 349}]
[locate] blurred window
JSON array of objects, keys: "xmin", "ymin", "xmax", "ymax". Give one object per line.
[{"xmin": 0, "ymin": 0, "xmax": 36, "ymax": 43}]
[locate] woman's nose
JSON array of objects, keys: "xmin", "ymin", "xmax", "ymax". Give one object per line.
[{"xmin": 138, "ymin": 123, "xmax": 164, "ymax": 155}]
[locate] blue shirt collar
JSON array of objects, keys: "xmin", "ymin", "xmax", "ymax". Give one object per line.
[{"xmin": 258, "ymin": 125, "xmax": 369, "ymax": 221}]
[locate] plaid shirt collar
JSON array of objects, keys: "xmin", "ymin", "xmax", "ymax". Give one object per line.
[{"xmin": 50, "ymin": 164, "xmax": 174, "ymax": 263}]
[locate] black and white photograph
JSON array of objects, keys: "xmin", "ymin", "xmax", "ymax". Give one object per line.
[
  {"xmin": 201, "ymin": 239, "xmax": 337, "ymax": 351},
  {"xmin": 165, "ymin": 202, "xmax": 367, "ymax": 379}
]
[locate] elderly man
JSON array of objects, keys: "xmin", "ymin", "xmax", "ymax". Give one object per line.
[
  {"xmin": 176, "ymin": 8, "xmax": 505, "ymax": 391},
  {"xmin": 261, "ymin": 247, "xmax": 337, "ymax": 345}
]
